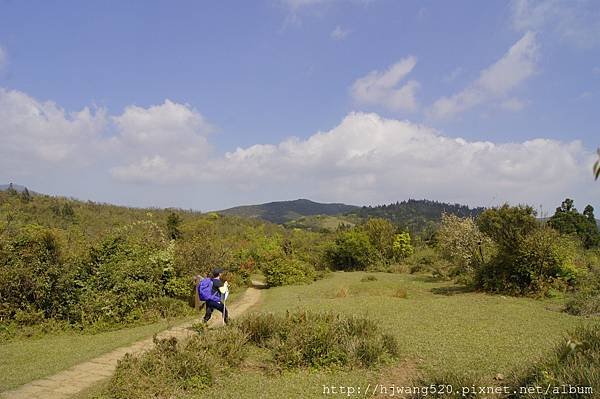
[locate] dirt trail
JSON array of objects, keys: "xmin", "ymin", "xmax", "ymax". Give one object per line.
[{"xmin": 1, "ymin": 282, "xmax": 264, "ymax": 399}]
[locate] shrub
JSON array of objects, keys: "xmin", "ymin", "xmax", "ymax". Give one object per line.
[
  {"xmin": 477, "ymin": 204, "xmax": 538, "ymax": 253},
  {"xmin": 475, "ymin": 205, "xmax": 581, "ymax": 296},
  {"xmin": 476, "ymin": 227, "xmax": 579, "ymax": 295},
  {"xmin": 261, "ymin": 257, "xmax": 316, "ymax": 287},
  {"xmin": 325, "ymin": 230, "xmax": 378, "ymax": 270},
  {"xmin": 565, "ymin": 266, "xmax": 600, "ymax": 316},
  {"xmin": 110, "ymin": 336, "xmax": 213, "ymax": 399},
  {"xmin": 237, "ymin": 311, "xmax": 398, "ymax": 369},
  {"xmin": 110, "ymin": 328, "xmax": 249, "ymax": 398},
  {"xmin": 437, "ymin": 213, "xmax": 490, "ymax": 282},
  {"xmin": 403, "ymin": 246, "xmax": 453, "ymax": 279},
  {"xmin": 0, "ymin": 224, "xmax": 78, "ymax": 321},
  {"xmin": 392, "ymin": 232, "xmax": 414, "ymax": 260},
  {"xmin": 360, "ymin": 218, "xmax": 396, "ymax": 259}
]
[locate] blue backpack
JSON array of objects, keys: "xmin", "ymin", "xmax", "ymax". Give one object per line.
[{"xmin": 198, "ymin": 277, "xmax": 213, "ymax": 301}]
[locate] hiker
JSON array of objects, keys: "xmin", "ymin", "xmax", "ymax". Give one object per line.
[{"xmin": 197, "ymin": 268, "xmax": 229, "ymax": 324}]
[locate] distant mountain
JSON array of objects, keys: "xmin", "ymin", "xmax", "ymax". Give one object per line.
[
  {"xmin": 217, "ymin": 199, "xmax": 359, "ymax": 224},
  {"xmin": 0, "ymin": 183, "xmax": 31, "ymax": 193}
]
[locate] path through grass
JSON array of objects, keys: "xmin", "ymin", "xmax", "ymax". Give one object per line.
[
  {"xmin": 0, "ymin": 317, "xmax": 193, "ymax": 391},
  {"xmin": 75, "ymin": 272, "xmax": 590, "ymax": 399},
  {"xmin": 197, "ymin": 271, "xmax": 588, "ymax": 398}
]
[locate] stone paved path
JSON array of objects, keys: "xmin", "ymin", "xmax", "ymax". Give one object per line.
[{"xmin": 1, "ymin": 282, "xmax": 263, "ymax": 399}]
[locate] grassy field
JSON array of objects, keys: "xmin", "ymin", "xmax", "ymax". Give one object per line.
[
  {"xmin": 195, "ymin": 271, "xmax": 589, "ymax": 398},
  {"xmin": 73, "ymin": 271, "xmax": 593, "ymax": 398},
  {"xmin": 0, "ymin": 316, "xmax": 195, "ymax": 391}
]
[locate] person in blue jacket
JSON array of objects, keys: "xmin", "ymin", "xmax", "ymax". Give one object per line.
[{"xmin": 199, "ymin": 268, "xmax": 229, "ymax": 324}]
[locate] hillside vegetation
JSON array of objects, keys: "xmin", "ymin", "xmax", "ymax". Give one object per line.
[
  {"xmin": 217, "ymin": 198, "xmax": 359, "ymax": 224},
  {"xmin": 0, "ymin": 189, "xmax": 328, "ymax": 337},
  {"xmin": 2, "ymin": 187, "xmax": 600, "ymax": 397}
]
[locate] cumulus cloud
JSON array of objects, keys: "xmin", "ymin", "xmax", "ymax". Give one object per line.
[
  {"xmin": 0, "ymin": 90, "xmax": 213, "ymax": 184},
  {"xmin": 511, "ymin": 0, "xmax": 600, "ymax": 48},
  {"xmin": 331, "ymin": 25, "xmax": 351, "ymax": 40},
  {"xmin": 351, "ymin": 56, "xmax": 420, "ymax": 112},
  {"xmin": 0, "ymin": 88, "xmax": 107, "ymax": 174},
  {"xmin": 110, "ymin": 100, "xmax": 213, "ymax": 183},
  {"xmin": 211, "ymin": 112, "xmax": 593, "ymax": 206},
  {"xmin": 429, "ymin": 32, "xmax": 538, "ymax": 119},
  {"xmin": 1, "ymin": 87, "xmax": 596, "ymax": 210}
]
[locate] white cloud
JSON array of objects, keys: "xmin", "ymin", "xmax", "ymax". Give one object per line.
[
  {"xmin": 331, "ymin": 25, "xmax": 351, "ymax": 40},
  {"xmin": 511, "ymin": 0, "xmax": 600, "ymax": 47},
  {"xmin": 211, "ymin": 112, "xmax": 594, "ymax": 207},
  {"xmin": 511, "ymin": 0, "xmax": 600, "ymax": 48},
  {"xmin": 0, "ymin": 88, "xmax": 107, "ymax": 174},
  {"xmin": 0, "ymin": 90, "xmax": 213, "ymax": 184},
  {"xmin": 351, "ymin": 56, "xmax": 420, "ymax": 112},
  {"xmin": 429, "ymin": 32, "xmax": 538, "ymax": 119},
  {"xmin": 110, "ymin": 100, "xmax": 213, "ymax": 183},
  {"xmin": 1, "ymin": 87, "xmax": 596, "ymax": 210}
]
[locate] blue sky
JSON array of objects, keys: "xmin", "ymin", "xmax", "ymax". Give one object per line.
[{"xmin": 0, "ymin": 0, "xmax": 599, "ymax": 212}]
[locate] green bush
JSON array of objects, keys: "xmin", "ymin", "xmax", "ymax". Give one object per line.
[
  {"xmin": 237, "ymin": 311, "xmax": 398, "ymax": 369},
  {"xmin": 475, "ymin": 205, "xmax": 582, "ymax": 296},
  {"xmin": 566, "ymin": 266, "xmax": 600, "ymax": 316},
  {"xmin": 110, "ymin": 336, "xmax": 213, "ymax": 399},
  {"xmin": 360, "ymin": 218, "xmax": 396, "ymax": 259},
  {"xmin": 0, "ymin": 224, "xmax": 78, "ymax": 321},
  {"xmin": 261, "ymin": 257, "xmax": 316, "ymax": 287},
  {"xmin": 325, "ymin": 230, "xmax": 378, "ymax": 270},
  {"xmin": 476, "ymin": 227, "xmax": 579, "ymax": 295},
  {"xmin": 392, "ymin": 232, "xmax": 414, "ymax": 260}
]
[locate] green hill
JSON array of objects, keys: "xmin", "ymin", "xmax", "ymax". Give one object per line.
[
  {"xmin": 349, "ymin": 199, "xmax": 486, "ymax": 233},
  {"xmin": 217, "ymin": 199, "xmax": 359, "ymax": 224}
]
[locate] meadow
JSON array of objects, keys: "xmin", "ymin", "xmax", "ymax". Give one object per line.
[{"xmin": 2, "ymin": 189, "xmax": 599, "ymax": 398}]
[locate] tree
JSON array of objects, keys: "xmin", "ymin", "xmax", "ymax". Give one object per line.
[
  {"xmin": 360, "ymin": 218, "xmax": 396, "ymax": 259},
  {"xmin": 166, "ymin": 212, "xmax": 183, "ymax": 240},
  {"xmin": 437, "ymin": 213, "xmax": 489, "ymax": 274},
  {"xmin": 475, "ymin": 204, "xmax": 581, "ymax": 294},
  {"xmin": 476, "ymin": 204, "xmax": 537, "ymax": 253},
  {"xmin": 392, "ymin": 232, "xmax": 414, "ymax": 260},
  {"xmin": 584, "ymin": 205, "xmax": 595, "ymax": 223},
  {"xmin": 325, "ymin": 230, "xmax": 377, "ymax": 270},
  {"xmin": 548, "ymin": 199, "xmax": 599, "ymax": 248}
]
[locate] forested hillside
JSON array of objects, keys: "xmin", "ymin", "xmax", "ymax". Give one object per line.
[
  {"xmin": 218, "ymin": 198, "xmax": 359, "ymax": 224},
  {"xmin": 349, "ymin": 199, "xmax": 485, "ymax": 233}
]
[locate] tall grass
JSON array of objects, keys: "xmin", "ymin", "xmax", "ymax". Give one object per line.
[
  {"xmin": 237, "ymin": 311, "xmax": 399, "ymax": 369},
  {"xmin": 507, "ymin": 323, "xmax": 600, "ymax": 398},
  {"xmin": 107, "ymin": 311, "xmax": 399, "ymax": 398}
]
